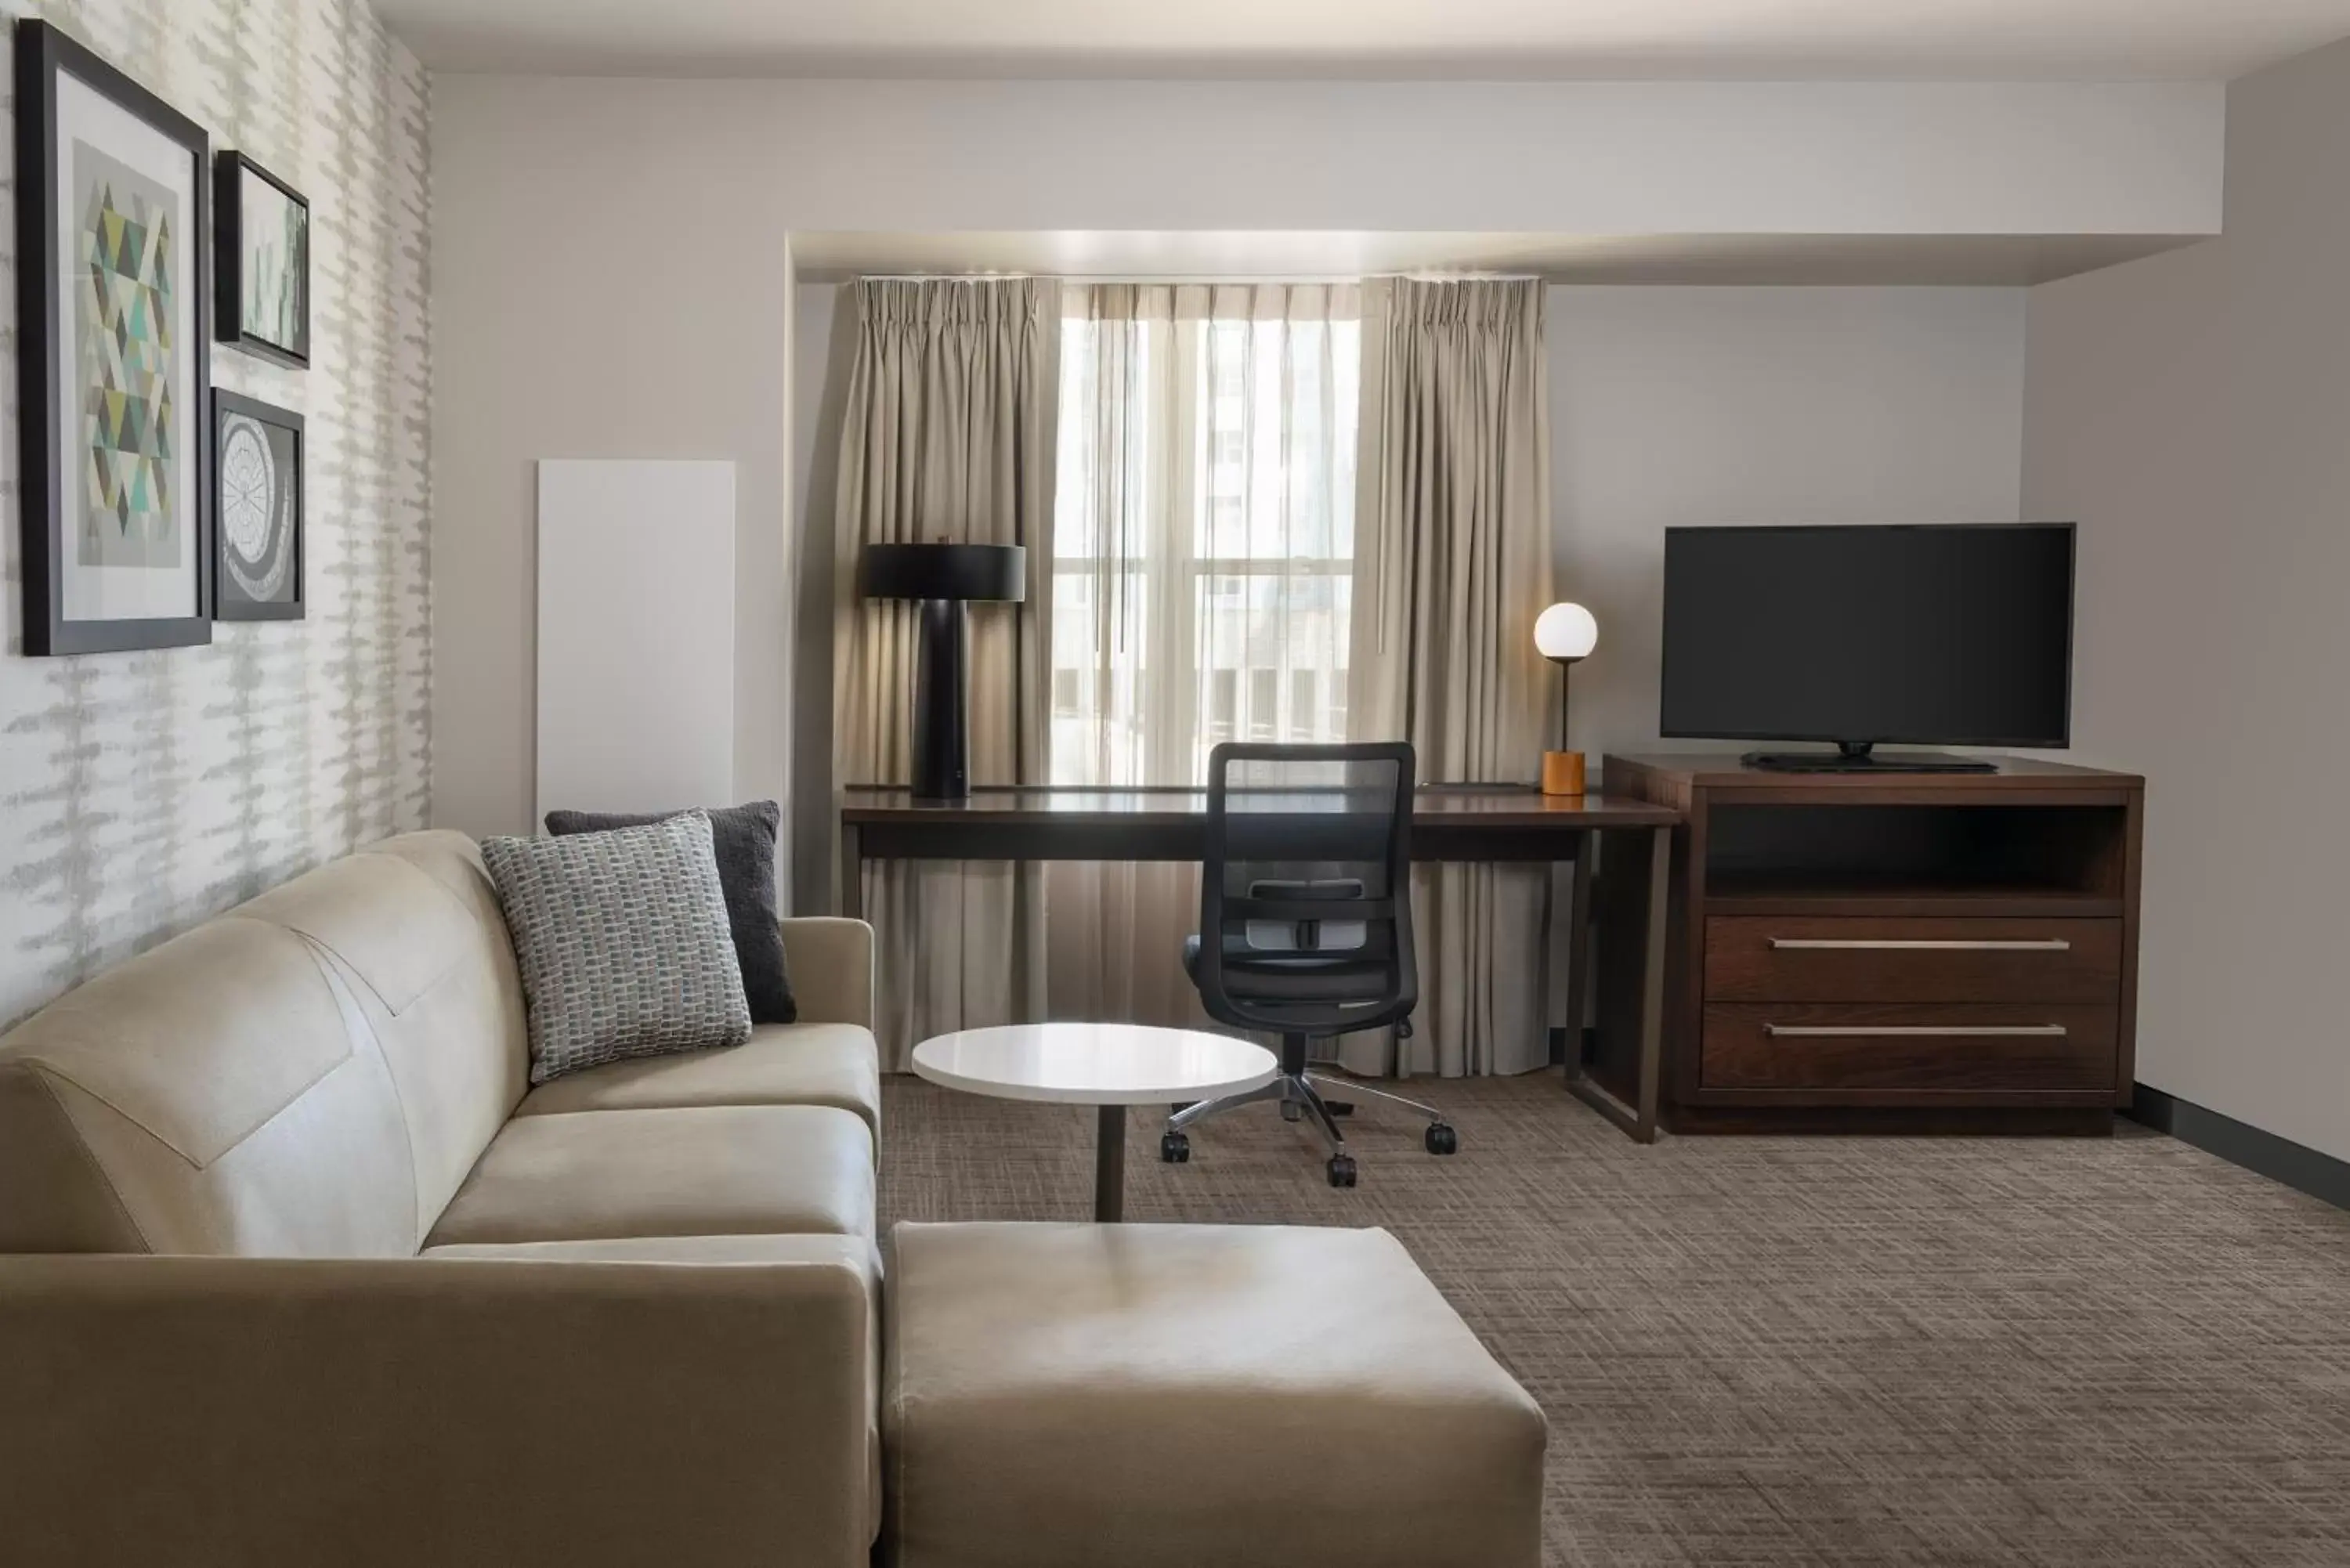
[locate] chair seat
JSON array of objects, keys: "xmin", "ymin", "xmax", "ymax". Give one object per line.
[
  {"xmin": 515, "ymin": 1021, "xmax": 881, "ymax": 1142},
  {"xmin": 1182, "ymin": 934, "xmax": 1394, "ymax": 1003},
  {"xmin": 426, "ymin": 1104, "xmax": 874, "ymax": 1248}
]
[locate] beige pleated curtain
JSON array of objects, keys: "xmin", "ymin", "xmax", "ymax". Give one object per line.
[
  {"xmin": 1344, "ymin": 277, "xmax": 1556, "ymax": 1077},
  {"xmin": 832, "ymin": 278, "xmax": 1058, "ymax": 1068}
]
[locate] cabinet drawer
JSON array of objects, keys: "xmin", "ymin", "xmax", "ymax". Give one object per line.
[
  {"xmin": 1705, "ymin": 916, "xmax": 2122, "ymax": 1004},
  {"xmin": 1701, "ymin": 1003, "xmax": 2118, "ymax": 1092}
]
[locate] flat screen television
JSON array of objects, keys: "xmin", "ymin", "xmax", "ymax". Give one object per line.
[{"xmin": 1659, "ymin": 522, "xmax": 2075, "ymax": 772}]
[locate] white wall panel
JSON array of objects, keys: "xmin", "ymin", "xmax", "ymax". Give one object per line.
[{"xmin": 535, "ymin": 460, "xmax": 736, "ymax": 822}]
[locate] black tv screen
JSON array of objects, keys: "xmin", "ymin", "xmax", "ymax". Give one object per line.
[{"xmin": 1660, "ymin": 523, "xmax": 2075, "ymax": 748}]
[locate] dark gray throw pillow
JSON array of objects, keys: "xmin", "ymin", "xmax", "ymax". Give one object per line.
[
  {"xmin": 483, "ymin": 812, "xmax": 753, "ymax": 1084},
  {"xmin": 544, "ymin": 799, "xmax": 796, "ymax": 1024}
]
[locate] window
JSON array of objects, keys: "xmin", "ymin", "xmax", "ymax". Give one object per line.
[
  {"xmin": 1249, "ymin": 669, "xmax": 1278, "ymax": 741},
  {"xmin": 1209, "ymin": 670, "xmax": 1238, "ymax": 741},
  {"xmin": 1050, "ymin": 284, "xmax": 1361, "ymax": 787},
  {"xmin": 1289, "ymin": 669, "xmax": 1318, "ymax": 739}
]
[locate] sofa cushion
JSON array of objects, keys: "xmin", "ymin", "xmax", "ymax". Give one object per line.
[
  {"xmin": 481, "ymin": 812, "xmax": 751, "ymax": 1085},
  {"xmin": 426, "ymin": 1105, "xmax": 873, "ymax": 1248},
  {"xmin": 884, "ymin": 1222, "xmax": 1546, "ymax": 1568},
  {"xmin": 418, "ymin": 1231, "xmax": 886, "ymax": 1548},
  {"xmin": 546, "ymin": 800, "xmax": 796, "ymax": 1025},
  {"xmin": 239, "ymin": 832, "xmax": 529, "ymax": 1241},
  {"xmin": 513, "ymin": 1022, "xmax": 880, "ymax": 1139},
  {"xmin": 0, "ymin": 915, "xmax": 418, "ymax": 1258},
  {"xmin": 421, "ymin": 1233, "xmax": 870, "ymax": 1265}
]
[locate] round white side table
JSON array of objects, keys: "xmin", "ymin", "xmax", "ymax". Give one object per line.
[{"xmin": 911, "ymin": 1022, "xmax": 1278, "ymax": 1221}]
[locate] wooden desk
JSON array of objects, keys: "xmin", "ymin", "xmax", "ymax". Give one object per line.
[{"xmin": 837, "ymin": 785, "xmax": 1682, "ymax": 1141}]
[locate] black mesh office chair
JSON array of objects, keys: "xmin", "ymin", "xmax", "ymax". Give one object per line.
[{"xmin": 1163, "ymin": 742, "xmax": 1457, "ymax": 1188}]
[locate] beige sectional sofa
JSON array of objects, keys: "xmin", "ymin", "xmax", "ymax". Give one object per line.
[
  {"xmin": 0, "ymin": 830, "xmax": 887, "ymax": 1568},
  {"xmin": 0, "ymin": 829, "xmax": 1549, "ymax": 1568}
]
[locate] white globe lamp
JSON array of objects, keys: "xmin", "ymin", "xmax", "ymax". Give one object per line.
[
  {"xmin": 1535, "ymin": 602, "xmax": 1599, "ymax": 663},
  {"xmin": 1534, "ymin": 602, "xmax": 1598, "ymax": 796}
]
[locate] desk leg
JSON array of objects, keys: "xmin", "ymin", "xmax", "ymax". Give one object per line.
[
  {"xmin": 1561, "ymin": 841, "xmax": 1595, "ymax": 1073},
  {"xmin": 1538, "ymin": 860, "xmax": 1557, "ymax": 1063},
  {"xmin": 1094, "ymin": 1105, "xmax": 1126, "ymax": 1223},
  {"xmin": 837, "ymin": 822, "xmax": 862, "ymax": 920},
  {"xmin": 1567, "ymin": 825, "xmax": 1666, "ymax": 1145},
  {"xmin": 1635, "ymin": 823, "xmax": 1669, "ymax": 1143}
]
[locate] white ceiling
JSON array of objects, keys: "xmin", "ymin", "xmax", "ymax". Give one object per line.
[{"xmin": 381, "ymin": 0, "xmax": 2350, "ymax": 79}]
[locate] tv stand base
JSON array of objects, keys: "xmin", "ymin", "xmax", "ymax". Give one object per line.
[{"xmin": 1741, "ymin": 746, "xmax": 1997, "ymax": 775}]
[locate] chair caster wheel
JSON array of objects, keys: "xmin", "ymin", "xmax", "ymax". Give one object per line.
[
  {"xmin": 1281, "ymin": 1100, "xmax": 1303, "ymax": 1122},
  {"xmin": 1160, "ymin": 1132, "xmax": 1191, "ymax": 1164},
  {"xmin": 1424, "ymin": 1122, "xmax": 1460, "ymax": 1156},
  {"xmin": 1322, "ymin": 1098, "xmax": 1355, "ymax": 1117},
  {"xmin": 1326, "ymin": 1154, "xmax": 1358, "ymax": 1188}
]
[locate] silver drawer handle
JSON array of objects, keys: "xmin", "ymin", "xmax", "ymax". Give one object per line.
[
  {"xmin": 1768, "ymin": 938, "xmax": 2071, "ymax": 952},
  {"xmin": 1764, "ymin": 1024, "xmax": 2068, "ymax": 1039}
]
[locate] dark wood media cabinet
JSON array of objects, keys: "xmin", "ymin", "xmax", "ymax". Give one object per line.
[{"xmin": 1594, "ymin": 753, "xmax": 2144, "ymax": 1135}]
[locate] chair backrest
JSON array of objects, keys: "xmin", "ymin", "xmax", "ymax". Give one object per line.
[{"xmin": 1195, "ymin": 742, "xmax": 1416, "ymax": 1036}]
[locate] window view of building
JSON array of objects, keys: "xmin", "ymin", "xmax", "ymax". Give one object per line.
[{"xmin": 1052, "ymin": 295, "xmax": 1359, "ymax": 786}]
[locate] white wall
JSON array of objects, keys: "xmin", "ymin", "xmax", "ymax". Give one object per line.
[
  {"xmin": 1552, "ymin": 287, "xmax": 2029, "ymax": 756},
  {"xmin": 431, "ymin": 74, "xmax": 2217, "ymax": 852},
  {"xmin": 2023, "ymin": 38, "xmax": 2350, "ymax": 1162},
  {"xmin": 437, "ymin": 78, "xmax": 2222, "ymax": 238},
  {"xmin": 789, "ymin": 281, "xmax": 845, "ymax": 914},
  {"xmin": 430, "ymin": 117, "xmax": 796, "ymax": 842}
]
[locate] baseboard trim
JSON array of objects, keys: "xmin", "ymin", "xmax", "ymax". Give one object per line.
[{"xmin": 2128, "ymin": 1084, "xmax": 2350, "ymax": 1212}]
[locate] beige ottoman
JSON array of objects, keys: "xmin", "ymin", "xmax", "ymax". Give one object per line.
[{"xmin": 884, "ymin": 1222, "xmax": 1546, "ymax": 1568}]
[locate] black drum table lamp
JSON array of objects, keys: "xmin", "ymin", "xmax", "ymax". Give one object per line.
[{"xmin": 861, "ymin": 542, "xmax": 1027, "ymax": 801}]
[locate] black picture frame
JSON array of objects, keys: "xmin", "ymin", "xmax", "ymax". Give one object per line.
[
  {"xmin": 14, "ymin": 20, "xmax": 212, "ymax": 656},
  {"xmin": 213, "ymin": 150, "xmax": 309, "ymax": 368},
  {"xmin": 211, "ymin": 390, "xmax": 305, "ymax": 622}
]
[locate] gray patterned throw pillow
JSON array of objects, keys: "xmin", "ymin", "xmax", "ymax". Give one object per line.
[{"xmin": 481, "ymin": 811, "xmax": 753, "ymax": 1085}]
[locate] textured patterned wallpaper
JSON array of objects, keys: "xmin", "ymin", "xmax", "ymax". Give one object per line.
[{"xmin": 0, "ymin": 0, "xmax": 429, "ymax": 1026}]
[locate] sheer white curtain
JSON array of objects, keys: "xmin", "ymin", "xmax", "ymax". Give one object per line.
[{"xmin": 1046, "ymin": 283, "xmax": 1361, "ymax": 1025}]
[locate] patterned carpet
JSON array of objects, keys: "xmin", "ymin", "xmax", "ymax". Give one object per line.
[{"xmin": 879, "ymin": 1073, "xmax": 2350, "ymax": 1566}]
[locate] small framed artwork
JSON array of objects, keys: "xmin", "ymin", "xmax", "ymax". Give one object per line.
[
  {"xmin": 214, "ymin": 150, "xmax": 309, "ymax": 367},
  {"xmin": 212, "ymin": 392, "xmax": 304, "ymax": 621},
  {"xmin": 13, "ymin": 20, "xmax": 212, "ymax": 656}
]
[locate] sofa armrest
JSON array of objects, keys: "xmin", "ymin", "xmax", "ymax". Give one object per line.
[
  {"xmin": 0, "ymin": 1239, "xmax": 878, "ymax": 1568},
  {"xmin": 781, "ymin": 916, "xmax": 876, "ymax": 1031}
]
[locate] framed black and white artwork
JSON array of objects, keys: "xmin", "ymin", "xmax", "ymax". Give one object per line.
[
  {"xmin": 13, "ymin": 20, "xmax": 212, "ymax": 656},
  {"xmin": 215, "ymin": 150, "xmax": 309, "ymax": 367},
  {"xmin": 212, "ymin": 392, "xmax": 304, "ymax": 621}
]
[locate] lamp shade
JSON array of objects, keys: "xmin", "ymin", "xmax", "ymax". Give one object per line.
[
  {"xmin": 862, "ymin": 543, "xmax": 1026, "ymax": 603},
  {"xmin": 1535, "ymin": 602, "xmax": 1598, "ymax": 662}
]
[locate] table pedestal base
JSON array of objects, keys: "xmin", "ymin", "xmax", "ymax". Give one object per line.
[{"xmin": 1094, "ymin": 1104, "xmax": 1126, "ymax": 1222}]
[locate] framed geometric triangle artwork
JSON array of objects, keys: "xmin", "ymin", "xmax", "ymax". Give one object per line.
[{"xmin": 13, "ymin": 20, "xmax": 214, "ymax": 656}]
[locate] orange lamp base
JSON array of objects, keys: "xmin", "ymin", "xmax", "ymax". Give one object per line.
[{"xmin": 1541, "ymin": 750, "xmax": 1587, "ymax": 797}]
